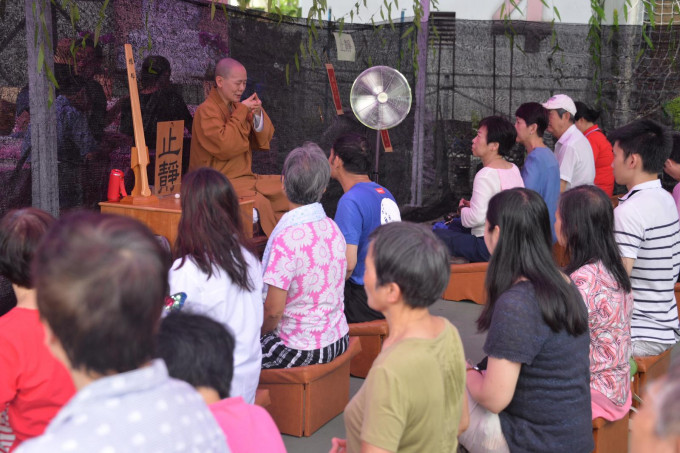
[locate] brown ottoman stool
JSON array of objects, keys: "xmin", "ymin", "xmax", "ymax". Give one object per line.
[
  {"xmin": 257, "ymin": 336, "xmax": 362, "ymax": 437},
  {"xmin": 633, "ymin": 348, "xmax": 673, "ymax": 408},
  {"xmin": 442, "ymin": 262, "xmax": 488, "ymax": 304},
  {"xmin": 348, "ymin": 319, "xmax": 389, "ymax": 378},
  {"xmin": 592, "ymin": 414, "xmax": 629, "ymax": 453}
]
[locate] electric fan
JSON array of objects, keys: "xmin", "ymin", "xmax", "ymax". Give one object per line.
[{"xmin": 350, "ymin": 66, "xmax": 412, "ymax": 182}]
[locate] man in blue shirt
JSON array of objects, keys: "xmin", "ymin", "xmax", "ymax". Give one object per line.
[
  {"xmin": 330, "ymin": 133, "xmax": 401, "ymax": 323},
  {"xmin": 514, "ymin": 102, "xmax": 561, "ymax": 242}
]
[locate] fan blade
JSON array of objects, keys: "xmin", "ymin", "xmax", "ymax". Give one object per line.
[
  {"xmin": 359, "ymin": 70, "xmax": 384, "ymax": 95},
  {"xmin": 352, "ymin": 95, "xmax": 378, "ymax": 114}
]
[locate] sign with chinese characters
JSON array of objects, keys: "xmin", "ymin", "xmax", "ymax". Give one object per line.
[
  {"xmin": 380, "ymin": 130, "xmax": 393, "ymax": 152},
  {"xmin": 333, "ymin": 32, "xmax": 356, "ymax": 62},
  {"xmin": 325, "ymin": 64, "xmax": 343, "ymax": 115},
  {"xmin": 154, "ymin": 121, "xmax": 184, "ymax": 196}
]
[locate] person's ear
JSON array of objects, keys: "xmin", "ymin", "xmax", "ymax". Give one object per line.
[
  {"xmin": 489, "ymin": 141, "xmax": 500, "ymax": 154},
  {"xmin": 384, "ymin": 281, "xmax": 402, "ymax": 305},
  {"xmin": 528, "ymin": 123, "xmax": 538, "ymax": 135},
  {"xmin": 215, "ymin": 76, "xmax": 223, "ymax": 88},
  {"xmin": 628, "ymin": 153, "xmax": 642, "ymax": 170}
]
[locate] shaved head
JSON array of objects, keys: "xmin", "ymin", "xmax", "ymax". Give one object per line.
[
  {"xmin": 214, "ymin": 58, "xmax": 248, "ymax": 104},
  {"xmin": 215, "ymin": 58, "xmax": 245, "ymax": 80}
]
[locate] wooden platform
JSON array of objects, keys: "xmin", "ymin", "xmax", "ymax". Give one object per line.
[{"xmin": 100, "ymin": 196, "xmax": 254, "ymax": 246}]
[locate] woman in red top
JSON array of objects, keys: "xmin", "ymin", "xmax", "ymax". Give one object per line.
[
  {"xmin": 0, "ymin": 209, "xmax": 76, "ymax": 451},
  {"xmin": 574, "ymin": 101, "xmax": 614, "ymax": 195}
]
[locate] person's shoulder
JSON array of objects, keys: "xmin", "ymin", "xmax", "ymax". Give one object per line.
[{"xmin": 570, "ymin": 262, "xmax": 599, "ymax": 280}]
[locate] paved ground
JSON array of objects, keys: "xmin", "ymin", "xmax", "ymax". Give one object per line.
[{"xmin": 281, "ymin": 298, "xmax": 680, "ymax": 453}]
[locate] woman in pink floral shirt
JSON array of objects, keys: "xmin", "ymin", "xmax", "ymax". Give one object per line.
[
  {"xmin": 556, "ymin": 185, "xmax": 634, "ymax": 421},
  {"xmin": 260, "ymin": 143, "xmax": 349, "ymax": 368}
]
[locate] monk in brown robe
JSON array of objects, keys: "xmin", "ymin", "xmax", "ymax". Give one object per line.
[{"xmin": 190, "ymin": 58, "xmax": 288, "ymax": 236}]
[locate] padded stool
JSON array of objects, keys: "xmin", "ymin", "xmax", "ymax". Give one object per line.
[
  {"xmin": 254, "ymin": 388, "xmax": 271, "ymax": 408},
  {"xmin": 592, "ymin": 414, "xmax": 629, "ymax": 453},
  {"xmin": 552, "ymin": 242, "xmax": 569, "ymax": 268},
  {"xmin": 348, "ymin": 319, "xmax": 389, "ymax": 378},
  {"xmin": 257, "ymin": 337, "xmax": 362, "ymax": 437},
  {"xmin": 442, "ymin": 262, "xmax": 488, "ymax": 304},
  {"xmin": 633, "ymin": 348, "xmax": 673, "ymax": 408}
]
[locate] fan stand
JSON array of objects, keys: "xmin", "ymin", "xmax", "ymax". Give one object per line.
[
  {"xmin": 373, "ymin": 130, "xmax": 381, "ymax": 183},
  {"xmin": 371, "ymin": 91, "xmax": 390, "ymax": 183}
]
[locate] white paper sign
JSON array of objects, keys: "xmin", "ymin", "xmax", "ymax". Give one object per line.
[{"xmin": 333, "ymin": 32, "xmax": 356, "ymax": 62}]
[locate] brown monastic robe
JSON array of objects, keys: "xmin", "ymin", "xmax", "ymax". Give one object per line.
[{"xmin": 190, "ymin": 87, "xmax": 288, "ymax": 236}]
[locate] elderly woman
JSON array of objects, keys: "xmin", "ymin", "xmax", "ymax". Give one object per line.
[
  {"xmin": 332, "ymin": 222, "xmax": 467, "ymax": 453},
  {"xmin": 260, "ymin": 143, "xmax": 349, "ymax": 369}
]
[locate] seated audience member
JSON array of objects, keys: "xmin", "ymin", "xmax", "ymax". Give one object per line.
[
  {"xmin": 557, "ymin": 185, "xmax": 633, "ymax": 420},
  {"xmin": 514, "ymin": 102, "xmax": 560, "ymax": 241},
  {"xmin": 261, "ymin": 143, "xmax": 349, "ymax": 368},
  {"xmin": 433, "ymin": 116, "xmax": 524, "ymax": 262},
  {"xmin": 663, "ymin": 132, "xmax": 680, "ymax": 219},
  {"xmin": 0, "ymin": 209, "xmax": 75, "ymax": 450},
  {"xmin": 332, "ymin": 222, "xmax": 467, "ymax": 453},
  {"xmin": 543, "ymin": 94, "xmax": 595, "ymax": 192},
  {"xmin": 70, "ymin": 38, "xmax": 107, "ymax": 142},
  {"xmin": 15, "ymin": 213, "xmax": 228, "ymax": 452},
  {"xmin": 157, "ymin": 312, "xmax": 285, "ymax": 453},
  {"xmin": 169, "ymin": 167, "xmax": 263, "ymax": 404},
  {"xmin": 574, "ymin": 101, "xmax": 614, "ymax": 196},
  {"xmin": 0, "ymin": 100, "xmax": 14, "ymax": 136},
  {"xmin": 329, "ymin": 132, "xmax": 401, "ymax": 324},
  {"xmin": 631, "ymin": 361, "xmax": 680, "ymax": 453},
  {"xmin": 20, "ymin": 73, "xmax": 97, "ymax": 209},
  {"xmin": 459, "ymin": 188, "xmax": 593, "ymax": 453},
  {"xmin": 120, "ymin": 55, "xmax": 193, "ymax": 146},
  {"xmin": 610, "ymin": 119, "xmax": 680, "ymax": 357}
]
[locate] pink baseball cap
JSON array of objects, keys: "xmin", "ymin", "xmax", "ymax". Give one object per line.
[{"xmin": 542, "ymin": 94, "xmax": 576, "ymax": 116}]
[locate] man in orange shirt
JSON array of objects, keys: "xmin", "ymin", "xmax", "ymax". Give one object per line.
[{"xmin": 190, "ymin": 58, "xmax": 287, "ymax": 236}]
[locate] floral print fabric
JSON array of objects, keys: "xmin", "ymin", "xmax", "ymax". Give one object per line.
[
  {"xmin": 263, "ymin": 217, "xmax": 349, "ymax": 350},
  {"xmin": 571, "ymin": 261, "xmax": 633, "ymax": 406}
]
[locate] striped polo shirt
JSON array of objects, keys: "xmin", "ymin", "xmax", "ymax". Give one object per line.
[{"xmin": 614, "ymin": 179, "xmax": 680, "ymax": 344}]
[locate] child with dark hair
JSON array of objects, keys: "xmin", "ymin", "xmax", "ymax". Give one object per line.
[
  {"xmin": 170, "ymin": 167, "xmax": 263, "ymax": 404},
  {"xmin": 557, "ymin": 185, "xmax": 633, "ymax": 421},
  {"xmin": 663, "ymin": 132, "xmax": 680, "ymax": 218},
  {"xmin": 434, "ymin": 116, "xmax": 524, "ymax": 262},
  {"xmin": 157, "ymin": 312, "xmax": 285, "ymax": 453},
  {"xmin": 0, "ymin": 209, "xmax": 75, "ymax": 451},
  {"xmin": 574, "ymin": 101, "xmax": 614, "ymax": 195}
]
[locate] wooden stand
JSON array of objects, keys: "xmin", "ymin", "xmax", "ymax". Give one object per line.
[{"xmin": 100, "ymin": 196, "xmax": 254, "ymax": 246}]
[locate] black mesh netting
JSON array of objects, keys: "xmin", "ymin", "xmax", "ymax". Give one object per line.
[{"xmin": 3, "ymin": 2, "xmax": 680, "ymax": 313}]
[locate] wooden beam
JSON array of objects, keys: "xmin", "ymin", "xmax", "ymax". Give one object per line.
[{"xmin": 25, "ymin": 0, "xmax": 58, "ymax": 215}]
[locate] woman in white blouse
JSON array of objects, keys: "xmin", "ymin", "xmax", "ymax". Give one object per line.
[
  {"xmin": 434, "ymin": 116, "xmax": 524, "ymax": 262},
  {"xmin": 168, "ymin": 167, "xmax": 263, "ymax": 404}
]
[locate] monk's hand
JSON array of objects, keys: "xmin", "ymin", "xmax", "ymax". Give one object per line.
[{"xmin": 242, "ymin": 92, "xmax": 262, "ymax": 117}]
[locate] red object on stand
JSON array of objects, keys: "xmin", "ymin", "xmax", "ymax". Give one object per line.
[{"xmin": 107, "ymin": 169, "xmax": 128, "ymax": 202}]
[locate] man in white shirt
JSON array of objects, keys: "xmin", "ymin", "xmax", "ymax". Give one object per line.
[
  {"xmin": 610, "ymin": 119, "xmax": 680, "ymax": 357},
  {"xmin": 543, "ymin": 94, "xmax": 596, "ymax": 192}
]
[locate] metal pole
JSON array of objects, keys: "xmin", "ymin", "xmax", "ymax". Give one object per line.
[
  {"xmin": 374, "ymin": 131, "xmax": 381, "ymax": 183},
  {"xmin": 410, "ymin": 0, "xmax": 429, "ymax": 206}
]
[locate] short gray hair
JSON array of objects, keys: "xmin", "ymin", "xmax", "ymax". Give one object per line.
[{"xmin": 282, "ymin": 143, "xmax": 330, "ymax": 205}]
